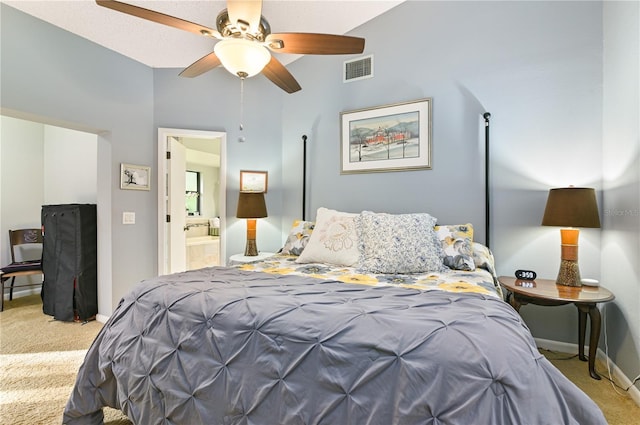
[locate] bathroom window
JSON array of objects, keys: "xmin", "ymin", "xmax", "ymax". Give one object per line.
[{"xmin": 185, "ymin": 170, "xmax": 201, "ymax": 215}]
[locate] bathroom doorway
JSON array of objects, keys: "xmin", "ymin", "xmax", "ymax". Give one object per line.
[{"xmin": 157, "ymin": 128, "xmax": 227, "ymax": 275}]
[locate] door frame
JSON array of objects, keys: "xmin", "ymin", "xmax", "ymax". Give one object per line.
[{"xmin": 157, "ymin": 127, "xmax": 227, "ymax": 275}]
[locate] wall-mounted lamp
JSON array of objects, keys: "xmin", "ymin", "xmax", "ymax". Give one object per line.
[
  {"xmin": 541, "ymin": 187, "xmax": 600, "ymax": 286},
  {"xmin": 236, "ymin": 192, "xmax": 268, "ymax": 256}
]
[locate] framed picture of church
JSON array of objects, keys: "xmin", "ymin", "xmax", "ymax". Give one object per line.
[{"xmin": 340, "ymin": 98, "xmax": 432, "ymax": 174}]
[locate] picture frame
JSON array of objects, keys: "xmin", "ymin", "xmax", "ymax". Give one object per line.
[
  {"xmin": 340, "ymin": 98, "xmax": 432, "ymax": 174},
  {"xmin": 240, "ymin": 170, "xmax": 268, "ymax": 193},
  {"xmin": 120, "ymin": 163, "xmax": 151, "ymax": 191}
]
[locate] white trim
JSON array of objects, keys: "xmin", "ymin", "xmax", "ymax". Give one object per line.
[
  {"xmin": 95, "ymin": 314, "xmax": 109, "ymax": 323},
  {"xmin": 535, "ymin": 337, "xmax": 640, "ymax": 407},
  {"xmin": 535, "ymin": 338, "xmax": 578, "ymax": 355},
  {"xmin": 3, "ymin": 287, "xmax": 41, "ymax": 300},
  {"xmin": 4, "ymin": 288, "xmax": 110, "ymax": 323}
]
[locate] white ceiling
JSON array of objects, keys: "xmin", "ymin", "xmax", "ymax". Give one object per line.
[{"xmin": 3, "ymin": 0, "xmax": 403, "ymax": 69}]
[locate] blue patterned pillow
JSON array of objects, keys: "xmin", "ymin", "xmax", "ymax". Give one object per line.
[{"xmin": 355, "ymin": 211, "xmax": 446, "ymax": 274}]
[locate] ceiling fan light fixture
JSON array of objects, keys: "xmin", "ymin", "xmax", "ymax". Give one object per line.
[
  {"xmin": 94, "ymin": 0, "xmax": 365, "ymax": 93},
  {"xmin": 214, "ymin": 38, "xmax": 271, "ymax": 78}
]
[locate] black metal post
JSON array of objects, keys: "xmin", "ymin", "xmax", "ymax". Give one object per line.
[
  {"xmin": 302, "ymin": 135, "xmax": 308, "ymax": 221},
  {"xmin": 483, "ymin": 112, "xmax": 491, "ymax": 249}
]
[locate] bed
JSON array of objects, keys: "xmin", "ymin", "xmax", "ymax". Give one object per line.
[{"xmin": 63, "ymin": 209, "xmax": 606, "ymax": 424}]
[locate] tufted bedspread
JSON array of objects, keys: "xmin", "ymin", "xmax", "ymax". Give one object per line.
[{"xmin": 63, "ymin": 267, "xmax": 606, "ymax": 424}]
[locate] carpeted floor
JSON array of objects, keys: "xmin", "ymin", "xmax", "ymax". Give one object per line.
[
  {"xmin": 541, "ymin": 349, "xmax": 640, "ymax": 425},
  {"xmin": 0, "ymin": 295, "xmax": 130, "ymax": 425},
  {"xmin": 1, "ymin": 294, "xmax": 639, "ymax": 424}
]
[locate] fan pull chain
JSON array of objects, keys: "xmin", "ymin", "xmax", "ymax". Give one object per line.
[
  {"xmin": 238, "ymin": 73, "xmax": 246, "ymax": 142},
  {"xmin": 239, "ymin": 76, "xmax": 244, "ymax": 131}
]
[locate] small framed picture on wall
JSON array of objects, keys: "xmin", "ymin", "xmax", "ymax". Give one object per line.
[
  {"xmin": 240, "ymin": 170, "xmax": 268, "ymax": 193},
  {"xmin": 120, "ymin": 163, "xmax": 151, "ymax": 191}
]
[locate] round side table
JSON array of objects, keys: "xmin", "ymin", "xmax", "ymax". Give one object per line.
[{"xmin": 498, "ymin": 276, "xmax": 614, "ymax": 380}]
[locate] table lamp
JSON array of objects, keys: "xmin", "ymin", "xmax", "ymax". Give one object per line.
[
  {"xmin": 541, "ymin": 187, "xmax": 600, "ymax": 286},
  {"xmin": 236, "ymin": 192, "xmax": 268, "ymax": 256}
]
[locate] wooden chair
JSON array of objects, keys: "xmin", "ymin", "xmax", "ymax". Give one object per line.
[{"xmin": 0, "ymin": 229, "xmax": 43, "ymax": 311}]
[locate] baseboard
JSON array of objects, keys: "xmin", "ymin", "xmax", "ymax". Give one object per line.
[
  {"xmin": 535, "ymin": 338, "xmax": 576, "ymax": 354},
  {"xmin": 3, "ymin": 287, "xmax": 41, "ymax": 300},
  {"xmin": 535, "ymin": 337, "xmax": 640, "ymax": 407},
  {"xmin": 5, "ymin": 288, "xmax": 108, "ymax": 324}
]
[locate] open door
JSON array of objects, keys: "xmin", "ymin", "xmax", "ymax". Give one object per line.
[
  {"xmin": 158, "ymin": 128, "xmax": 227, "ymax": 276},
  {"xmin": 168, "ymin": 137, "xmax": 187, "ymax": 273}
]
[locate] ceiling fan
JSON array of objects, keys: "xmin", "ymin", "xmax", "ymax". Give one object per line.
[{"xmin": 95, "ymin": 0, "xmax": 366, "ymax": 93}]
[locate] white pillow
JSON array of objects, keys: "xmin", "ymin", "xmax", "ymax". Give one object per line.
[
  {"xmin": 296, "ymin": 207, "xmax": 360, "ymax": 266},
  {"xmin": 355, "ymin": 211, "xmax": 446, "ymax": 274}
]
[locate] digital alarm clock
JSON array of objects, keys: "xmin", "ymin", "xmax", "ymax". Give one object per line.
[{"xmin": 515, "ymin": 269, "xmax": 537, "ymax": 280}]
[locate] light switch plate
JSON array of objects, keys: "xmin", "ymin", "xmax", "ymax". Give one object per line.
[{"xmin": 123, "ymin": 212, "xmax": 135, "ymax": 224}]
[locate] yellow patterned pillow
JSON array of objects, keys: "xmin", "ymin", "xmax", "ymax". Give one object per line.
[
  {"xmin": 279, "ymin": 220, "xmax": 315, "ymax": 256},
  {"xmin": 434, "ymin": 224, "xmax": 475, "ymax": 271}
]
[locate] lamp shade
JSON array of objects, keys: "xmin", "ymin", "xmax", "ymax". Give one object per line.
[
  {"xmin": 214, "ymin": 38, "xmax": 271, "ymax": 78},
  {"xmin": 236, "ymin": 192, "xmax": 268, "ymax": 219},
  {"xmin": 541, "ymin": 187, "xmax": 600, "ymax": 228}
]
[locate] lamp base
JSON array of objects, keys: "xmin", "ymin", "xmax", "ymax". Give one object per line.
[
  {"xmin": 556, "ymin": 259, "xmax": 582, "ymax": 287},
  {"xmin": 244, "ymin": 239, "xmax": 258, "ymax": 256},
  {"xmin": 244, "ymin": 218, "xmax": 258, "ymax": 256}
]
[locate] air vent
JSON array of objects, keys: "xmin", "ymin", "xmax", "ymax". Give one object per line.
[{"xmin": 344, "ymin": 55, "xmax": 373, "ymax": 83}]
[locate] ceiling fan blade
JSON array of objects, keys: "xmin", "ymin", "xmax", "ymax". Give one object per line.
[
  {"xmin": 262, "ymin": 57, "xmax": 302, "ymax": 94},
  {"xmin": 227, "ymin": 0, "xmax": 263, "ymax": 33},
  {"xmin": 266, "ymin": 33, "xmax": 365, "ymax": 55},
  {"xmin": 95, "ymin": 0, "xmax": 220, "ymax": 38},
  {"xmin": 179, "ymin": 52, "xmax": 222, "ymax": 78}
]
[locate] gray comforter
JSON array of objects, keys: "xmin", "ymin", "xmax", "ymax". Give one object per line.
[{"xmin": 63, "ymin": 267, "xmax": 606, "ymax": 424}]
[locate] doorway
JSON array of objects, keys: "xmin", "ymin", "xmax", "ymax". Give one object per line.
[
  {"xmin": 1, "ymin": 114, "xmax": 113, "ymax": 319},
  {"xmin": 157, "ymin": 128, "xmax": 227, "ymax": 275}
]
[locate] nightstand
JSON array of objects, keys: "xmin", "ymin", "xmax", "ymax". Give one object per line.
[
  {"xmin": 498, "ymin": 276, "xmax": 615, "ymax": 380},
  {"xmin": 228, "ymin": 252, "xmax": 275, "ymax": 265}
]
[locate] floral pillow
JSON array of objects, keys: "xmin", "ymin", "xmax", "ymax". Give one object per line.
[
  {"xmin": 355, "ymin": 211, "xmax": 446, "ymax": 274},
  {"xmin": 296, "ymin": 208, "xmax": 360, "ymax": 266},
  {"xmin": 472, "ymin": 241, "xmax": 496, "ymax": 277},
  {"xmin": 279, "ymin": 220, "xmax": 315, "ymax": 256},
  {"xmin": 434, "ymin": 224, "xmax": 475, "ymax": 271}
]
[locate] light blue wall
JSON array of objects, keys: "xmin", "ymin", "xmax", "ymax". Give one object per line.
[
  {"xmin": 152, "ymin": 68, "xmax": 285, "ymax": 257},
  {"xmin": 282, "ymin": 0, "xmax": 603, "ymax": 247},
  {"xmin": 601, "ymin": 0, "xmax": 640, "ymax": 383},
  {"xmin": 283, "ymin": 1, "xmax": 603, "ymax": 270},
  {"xmin": 1, "ymin": 4, "xmax": 154, "ymax": 310},
  {"xmin": 281, "ymin": 0, "xmax": 637, "ymax": 382},
  {"xmin": 1, "ymin": 1, "xmax": 638, "ymax": 385}
]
